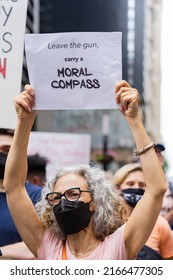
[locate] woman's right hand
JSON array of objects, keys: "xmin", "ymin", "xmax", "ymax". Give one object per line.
[{"xmin": 14, "ymin": 85, "xmax": 38, "ymax": 120}]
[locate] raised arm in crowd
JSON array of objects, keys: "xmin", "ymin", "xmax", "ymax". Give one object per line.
[{"xmin": 3, "ymin": 80, "xmax": 166, "ymax": 260}]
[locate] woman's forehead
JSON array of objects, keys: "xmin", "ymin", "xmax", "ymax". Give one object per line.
[
  {"xmin": 125, "ymin": 170, "xmax": 144, "ymax": 180},
  {"xmin": 54, "ymin": 173, "xmax": 88, "ymax": 191}
]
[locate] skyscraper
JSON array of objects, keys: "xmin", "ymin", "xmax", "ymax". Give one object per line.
[
  {"xmin": 22, "ymin": 0, "xmax": 40, "ymax": 86},
  {"xmin": 26, "ymin": 0, "xmax": 147, "ymax": 169}
]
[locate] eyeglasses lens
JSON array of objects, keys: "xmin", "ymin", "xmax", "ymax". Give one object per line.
[
  {"xmin": 47, "ymin": 188, "xmax": 81, "ymax": 206},
  {"xmin": 65, "ymin": 188, "xmax": 80, "ymax": 201},
  {"xmin": 47, "ymin": 193, "xmax": 61, "ymax": 206}
]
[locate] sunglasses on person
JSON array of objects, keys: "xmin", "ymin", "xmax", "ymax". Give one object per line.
[{"xmin": 45, "ymin": 187, "xmax": 91, "ymax": 206}]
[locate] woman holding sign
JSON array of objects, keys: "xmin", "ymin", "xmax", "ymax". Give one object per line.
[{"xmin": 3, "ymin": 80, "xmax": 166, "ymax": 259}]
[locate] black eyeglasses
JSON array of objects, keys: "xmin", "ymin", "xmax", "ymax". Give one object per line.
[{"xmin": 45, "ymin": 187, "xmax": 91, "ymax": 206}]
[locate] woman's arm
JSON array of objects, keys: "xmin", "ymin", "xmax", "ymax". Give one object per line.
[
  {"xmin": 0, "ymin": 242, "xmax": 35, "ymax": 260},
  {"xmin": 115, "ymin": 80, "xmax": 167, "ymax": 259},
  {"xmin": 3, "ymin": 86, "xmax": 45, "ymax": 257}
]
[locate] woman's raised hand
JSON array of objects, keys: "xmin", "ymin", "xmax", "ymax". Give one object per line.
[
  {"xmin": 115, "ymin": 80, "xmax": 139, "ymax": 119},
  {"xmin": 14, "ymin": 85, "xmax": 38, "ymax": 120}
]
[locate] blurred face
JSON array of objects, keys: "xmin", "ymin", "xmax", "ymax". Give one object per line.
[
  {"xmin": 120, "ymin": 170, "xmax": 146, "ymax": 190},
  {"xmin": 0, "ymin": 135, "xmax": 12, "ymax": 153}
]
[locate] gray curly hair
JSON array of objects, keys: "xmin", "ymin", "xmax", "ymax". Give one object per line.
[{"xmin": 35, "ymin": 164, "xmax": 125, "ymax": 241}]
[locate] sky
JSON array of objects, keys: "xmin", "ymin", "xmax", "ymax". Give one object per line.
[{"xmin": 160, "ymin": 2, "xmax": 173, "ymax": 178}]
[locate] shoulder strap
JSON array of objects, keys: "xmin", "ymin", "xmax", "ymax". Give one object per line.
[{"xmin": 62, "ymin": 243, "xmax": 68, "ymax": 260}]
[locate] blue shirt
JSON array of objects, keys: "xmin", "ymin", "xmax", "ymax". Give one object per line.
[{"xmin": 0, "ymin": 182, "xmax": 42, "ymax": 246}]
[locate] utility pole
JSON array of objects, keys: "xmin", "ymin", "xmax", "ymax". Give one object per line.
[{"xmin": 102, "ymin": 113, "xmax": 109, "ymax": 171}]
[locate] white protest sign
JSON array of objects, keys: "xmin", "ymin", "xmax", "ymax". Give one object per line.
[
  {"xmin": 25, "ymin": 32, "xmax": 122, "ymax": 110},
  {"xmin": 27, "ymin": 131, "xmax": 91, "ymax": 180},
  {"xmin": 0, "ymin": 0, "xmax": 28, "ymax": 128}
]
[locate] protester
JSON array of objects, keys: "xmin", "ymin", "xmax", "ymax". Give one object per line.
[
  {"xmin": 0, "ymin": 128, "xmax": 14, "ymax": 153},
  {"xmin": 113, "ymin": 163, "xmax": 173, "ymax": 260},
  {"xmin": 0, "ymin": 152, "xmax": 42, "ymax": 247},
  {"xmin": 3, "ymin": 80, "xmax": 166, "ymax": 260},
  {"xmin": 154, "ymin": 143, "xmax": 173, "ymax": 229},
  {"xmin": 0, "ymin": 133, "xmax": 42, "ymax": 259},
  {"xmin": 27, "ymin": 153, "xmax": 48, "ymax": 186}
]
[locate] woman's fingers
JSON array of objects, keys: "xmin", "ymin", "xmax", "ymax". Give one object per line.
[
  {"xmin": 115, "ymin": 81, "xmax": 139, "ymax": 116},
  {"xmin": 14, "ymin": 85, "xmax": 35, "ymax": 113},
  {"xmin": 115, "ymin": 80, "xmax": 131, "ymax": 93},
  {"xmin": 122, "ymin": 93, "xmax": 138, "ymax": 111},
  {"xmin": 116, "ymin": 87, "xmax": 132, "ymax": 105},
  {"xmin": 21, "ymin": 91, "xmax": 35, "ymax": 109},
  {"xmin": 14, "ymin": 96, "xmax": 32, "ymax": 112},
  {"xmin": 24, "ymin": 84, "xmax": 35, "ymax": 96},
  {"xmin": 116, "ymin": 88, "xmax": 138, "ymax": 106}
]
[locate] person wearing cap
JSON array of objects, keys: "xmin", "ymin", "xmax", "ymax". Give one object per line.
[
  {"xmin": 112, "ymin": 163, "xmax": 173, "ymax": 260},
  {"xmin": 0, "ymin": 128, "xmax": 14, "ymax": 154},
  {"xmin": 154, "ymin": 143, "xmax": 173, "ymax": 229},
  {"xmin": 154, "ymin": 143, "xmax": 166, "ymax": 168},
  {"xmin": 0, "ymin": 131, "xmax": 42, "ymax": 259}
]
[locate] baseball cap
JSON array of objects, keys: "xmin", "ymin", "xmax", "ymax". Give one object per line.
[{"xmin": 154, "ymin": 143, "xmax": 165, "ymax": 152}]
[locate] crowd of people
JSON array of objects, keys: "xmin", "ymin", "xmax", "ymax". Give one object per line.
[
  {"xmin": 1, "ymin": 80, "xmax": 172, "ymax": 260},
  {"xmin": 112, "ymin": 162, "xmax": 173, "ymax": 259}
]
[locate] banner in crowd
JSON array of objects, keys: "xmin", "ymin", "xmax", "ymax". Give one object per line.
[
  {"xmin": 25, "ymin": 31, "xmax": 122, "ymax": 110},
  {"xmin": 0, "ymin": 0, "xmax": 28, "ymax": 128},
  {"xmin": 27, "ymin": 131, "xmax": 91, "ymax": 180}
]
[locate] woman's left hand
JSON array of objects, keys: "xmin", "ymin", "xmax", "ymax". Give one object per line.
[{"xmin": 115, "ymin": 80, "xmax": 139, "ymax": 119}]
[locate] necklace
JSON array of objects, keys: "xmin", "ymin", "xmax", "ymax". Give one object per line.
[{"xmin": 69, "ymin": 240, "xmax": 100, "ymax": 257}]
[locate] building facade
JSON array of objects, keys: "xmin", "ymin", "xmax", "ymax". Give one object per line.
[
  {"xmin": 143, "ymin": 0, "xmax": 162, "ymax": 141},
  {"xmin": 22, "ymin": 0, "xmax": 40, "ymax": 86}
]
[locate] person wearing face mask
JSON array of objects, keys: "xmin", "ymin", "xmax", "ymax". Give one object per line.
[
  {"xmin": 0, "ymin": 134, "xmax": 42, "ymax": 259},
  {"xmin": 112, "ymin": 163, "xmax": 173, "ymax": 260},
  {"xmin": 3, "ymin": 80, "xmax": 166, "ymax": 260}
]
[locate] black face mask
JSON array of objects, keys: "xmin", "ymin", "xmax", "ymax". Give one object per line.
[
  {"xmin": 53, "ymin": 199, "xmax": 93, "ymax": 235},
  {"xmin": 121, "ymin": 188, "xmax": 145, "ymax": 208}
]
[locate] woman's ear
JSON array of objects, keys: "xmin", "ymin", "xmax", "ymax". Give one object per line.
[{"xmin": 89, "ymin": 200, "xmax": 95, "ymax": 212}]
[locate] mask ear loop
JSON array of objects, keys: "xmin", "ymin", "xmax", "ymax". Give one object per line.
[
  {"xmin": 87, "ymin": 191, "xmax": 95, "ymax": 213},
  {"xmin": 88, "ymin": 189, "xmax": 94, "ymax": 203}
]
